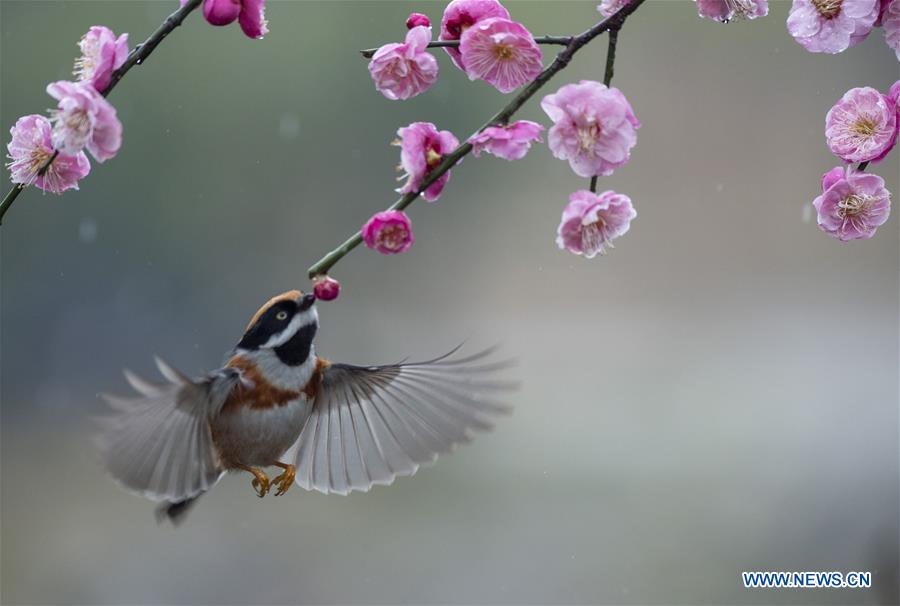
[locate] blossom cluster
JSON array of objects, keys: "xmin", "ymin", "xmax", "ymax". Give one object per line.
[
  {"xmin": 5, "ymin": 0, "xmax": 272, "ymax": 199},
  {"xmin": 337, "ymin": 0, "xmax": 645, "ymax": 301},
  {"xmin": 788, "ymin": 0, "xmax": 900, "ymax": 56},
  {"xmin": 367, "ymin": 0, "xmax": 543, "ymax": 100},
  {"xmin": 6, "ymin": 26, "xmax": 127, "ymax": 193},
  {"xmin": 812, "ymin": 81, "xmax": 898, "ymax": 241},
  {"xmin": 184, "ymin": 0, "xmax": 268, "ymax": 39}
]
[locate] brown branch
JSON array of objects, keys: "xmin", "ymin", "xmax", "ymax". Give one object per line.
[{"xmin": 309, "ymin": 0, "xmax": 647, "ymax": 279}]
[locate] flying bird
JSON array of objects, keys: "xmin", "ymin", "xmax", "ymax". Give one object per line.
[{"xmin": 98, "ymin": 290, "xmax": 513, "ymax": 523}]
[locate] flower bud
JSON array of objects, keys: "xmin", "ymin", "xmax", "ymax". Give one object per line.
[
  {"xmin": 406, "ymin": 12, "xmax": 431, "ymax": 29},
  {"xmin": 312, "ymin": 275, "xmax": 341, "ymax": 301}
]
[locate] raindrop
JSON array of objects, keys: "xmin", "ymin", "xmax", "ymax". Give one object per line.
[
  {"xmin": 78, "ymin": 218, "xmax": 98, "ymax": 243},
  {"xmin": 278, "ymin": 113, "xmax": 301, "ymax": 140},
  {"xmin": 802, "ymin": 203, "xmax": 813, "ymax": 224}
]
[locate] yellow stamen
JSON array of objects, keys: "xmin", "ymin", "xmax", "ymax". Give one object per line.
[
  {"xmin": 494, "ymin": 44, "xmax": 515, "ymax": 60},
  {"xmin": 426, "ymin": 148, "xmax": 442, "ymax": 168},
  {"xmin": 850, "ymin": 117, "xmax": 877, "ymax": 138},
  {"xmin": 811, "ymin": 0, "xmax": 842, "ymax": 19}
]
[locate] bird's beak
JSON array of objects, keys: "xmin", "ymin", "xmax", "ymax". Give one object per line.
[{"xmin": 299, "ymin": 293, "xmax": 316, "ymax": 310}]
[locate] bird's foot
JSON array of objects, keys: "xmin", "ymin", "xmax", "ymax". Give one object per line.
[
  {"xmin": 271, "ymin": 462, "xmax": 296, "ymax": 496},
  {"xmin": 236, "ymin": 464, "xmax": 270, "ymax": 497}
]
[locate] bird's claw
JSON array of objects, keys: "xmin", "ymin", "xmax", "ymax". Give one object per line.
[
  {"xmin": 271, "ymin": 464, "xmax": 296, "ymax": 496},
  {"xmin": 249, "ymin": 469, "xmax": 270, "ymax": 497}
]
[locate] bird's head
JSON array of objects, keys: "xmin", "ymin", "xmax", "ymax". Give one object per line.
[{"xmin": 236, "ymin": 290, "xmax": 318, "ymax": 361}]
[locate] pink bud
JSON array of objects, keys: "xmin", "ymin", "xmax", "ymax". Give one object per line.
[
  {"xmin": 313, "ymin": 275, "xmax": 341, "ymax": 301},
  {"xmin": 203, "ymin": 0, "xmax": 241, "ymax": 26},
  {"xmin": 406, "ymin": 12, "xmax": 431, "ymax": 29}
]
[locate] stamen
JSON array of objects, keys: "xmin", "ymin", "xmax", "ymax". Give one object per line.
[
  {"xmin": 811, "ymin": 0, "xmax": 842, "ymax": 19},
  {"xmin": 494, "ymin": 44, "xmax": 515, "ymax": 60},
  {"xmin": 577, "ymin": 123, "xmax": 601, "ymax": 154},
  {"xmin": 837, "ymin": 193, "xmax": 870, "ymax": 218},
  {"xmin": 849, "ymin": 117, "xmax": 877, "ymax": 138}
]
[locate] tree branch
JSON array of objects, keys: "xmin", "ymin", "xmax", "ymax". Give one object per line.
[
  {"xmin": 603, "ymin": 26, "xmax": 619, "ymax": 87},
  {"xmin": 359, "ymin": 35, "xmax": 573, "ymax": 59},
  {"xmin": 0, "ymin": 0, "xmax": 203, "ymax": 226},
  {"xmin": 309, "ymin": 0, "xmax": 647, "ymax": 279}
]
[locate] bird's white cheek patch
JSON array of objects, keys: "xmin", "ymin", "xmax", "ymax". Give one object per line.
[{"xmin": 261, "ymin": 308, "xmax": 317, "ymax": 349}]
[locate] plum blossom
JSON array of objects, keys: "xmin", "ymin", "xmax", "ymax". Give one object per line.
[
  {"xmin": 825, "ymin": 86, "xmax": 897, "ymax": 163},
  {"xmin": 396, "ymin": 122, "xmax": 459, "ymax": 202},
  {"xmin": 368, "ymin": 26, "xmax": 439, "ymax": 101},
  {"xmin": 813, "ymin": 166, "xmax": 891, "ymax": 240},
  {"xmin": 362, "ymin": 210, "xmax": 415, "ymax": 254},
  {"xmin": 47, "ymin": 81, "xmax": 122, "ymax": 162},
  {"xmin": 406, "ymin": 12, "xmax": 431, "ymax": 29},
  {"xmin": 73, "ymin": 26, "xmax": 129, "ymax": 93},
  {"xmin": 598, "ymin": 0, "xmax": 632, "ymax": 18},
  {"xmin": 440, "ymin": 0, "xmax": 510, "ymax": 71},
  {"xmin": 787, "ymin": 0, "xmax": 879, "ymax": 53},
  {"xmin": 459, "ymin": 18, "xmax": 543, "ymax": 93},
  {"xmin": 557, "ymin": 190, "xmax": 636, "ymax": 258},
  {"xmin": 469, "ymin": 120, "xmax": 543, "ymax": 160},
  {"xmin": 6, "ymin": 115, "xmax": 90, "ymax": 193},
  {"xmin": 883, "ymin": 0, "xmax": 900, "ymax": 59},
  {"xmin": 182, "ymin": 0, "xmax": 268, "ymax": 39},
  {"xmin": 888, "ymin": 80, "xmax": 900, "ymax": 106},
  {"xmin": 312, "ymin": 275, "xmax": 341, "ymax": 301},
  {"xmin": 541, "ymin": 80, "xmax": 640, "ymax": 178},
  {"xmin": 696, "ymin": 0, "xmax": 768, "ymax": 21}
]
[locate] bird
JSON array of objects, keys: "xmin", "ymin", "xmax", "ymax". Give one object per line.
[{"xmin": 97, "ymin": 289, "xmax": 514, "ymax": 524}]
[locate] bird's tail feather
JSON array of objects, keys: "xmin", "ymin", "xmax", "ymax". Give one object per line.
[{"xmin": 155, "ymin": 494, "xmax": 203, "ymax": 526}]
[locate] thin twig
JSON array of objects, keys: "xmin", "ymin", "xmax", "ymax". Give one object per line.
[
  {"xmin": 309, "ymin": 0, "xmax": 647, "ymax": 279},
  {"xmin": 858, "ymin": 161, "xmax": 869, "ymax": 171},
  {"xmin": 603, "ymin": 27, "xmax": 619, "ymax": 87},
  {"xmin": 0, "ymin": 0, "xmax": 203, "ymax": 226},
  {"xmin": 359, "ymin": 36, "xmax": 573, "ymax": 59},
  {"xmin": 589, "ymin": 176, "xmax": 598, "ymax": 193}
]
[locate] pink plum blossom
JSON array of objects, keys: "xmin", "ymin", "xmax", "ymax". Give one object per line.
[
  {"xmin": 541, "ymin": 80, "xmax": 640, "ymax": 178},
  {"xmin": 368, "ymin": 26, "xmax": 439, "ymax": 101},
  {"xmin": 888, "ymin": 80, "xmax": 900, "ymax": 106},
  {"xmin": 47, "ymin": 81, "xmax": 122, "ymax": 163},
  {"xmin": 6, "ymin": 115, "xmax": 90, "ymax": 193},
  {"xmin": 73, "ymin": 26, "xmax": 129, "ymax": 93},
  {"xmin": 825, "ymin": 86, "xmax": 897, "ymax": 163},
  {"xmin": 813, "ymin": 166, "xmax": 891, "ymax": 240},
  {"xmin": 362, "ymin": 210, "xmax": 415, "ymax": 254},
  {"xmin": 469, "ymin": 120, "xmax": 543, "ymax": 160},
  {"xmin": 883, "ymin": 0, "xmax": 900, "ymax": 59},
  {"xmin": 312, "ymin": 275, "xmax": 341, "ymax": 301},
  {"xmin": 557, "ymin": 190, "xmax": 636, "ymax": 258},
  {"xmin": 440, "ymin": 0, "xmax": 510, "ymax": 71},
  {"xmin": 396, "ymin": 122, "xmax": 459, "ymax": 202},
  {"xmin": 598, "ymin": 0, "xmax": 632, "ymax": 18},
  {"xmin": 787, "ymin": 0, "xmax": 879, "ymax": 53},
  {"xmin": 876, "ymin": 0, "xmax": 891, "ymax": 24},
  {"xmin": 407, "ymin": 12, "xmax": 431, "ymax": 29},
  {"xmin": 696, "ymin": 0, "xmax": 768, "ymax": 21},
  {"xmin": 182, "ymin": 0, "xmax": 268, "ymax": 39},
  {"xmin": 459, "ymin": 18, "xmax": 543, "ymax": 94}
]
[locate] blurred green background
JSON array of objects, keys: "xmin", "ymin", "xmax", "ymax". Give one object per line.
[{"xmin": 1, "ymin": 1, "xmax": 898, "ymax": 604}]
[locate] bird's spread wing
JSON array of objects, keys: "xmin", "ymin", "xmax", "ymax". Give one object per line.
[
  {"xmin": 293, "ymin": 346, "xmax": 515, "ymax": 495},
  {"xmin": 97, "ymin": 357, "xmax": 240, "ymax": 502}
]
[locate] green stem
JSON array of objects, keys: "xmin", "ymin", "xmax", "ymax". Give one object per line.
[
  {"xmin": 0, "ymin": 0, "xmax": 203, "ymax": 226},
  {"xmin": 359, "ymin": 36, "xmax": 573, "ymax": 59},
  {"xmin": 309, "ymin": 0, "xmax": 647, "ymax": 279}
]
